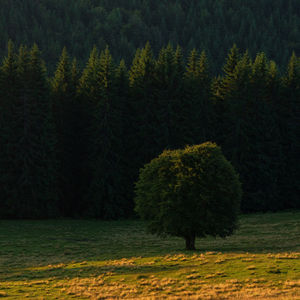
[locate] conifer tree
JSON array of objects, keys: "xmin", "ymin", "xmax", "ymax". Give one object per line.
[
  {"xmin": 182, "ymin": 48, "xmax": 199, "ymax": 145},
  {"xmin": 211, "ymin": 45, "xmax": 242, "ymax": 147},
  {"xmin": 216, "ymin": 46, "xmax": 246, "ymax": 145},
  {"xmin": 153, "ymin": 44, "xmax": 176, "ymax": 149},
  {"xmin": 25, "ymin": 44, "xmax": 58, "ymax": 217},
  {"xmin": 223, "ymin": 45, "xmax": 241, "ymax": 76},
  {"xmin": 183, "ymin": 49, "xmax": 212, "ymax": 145},
  {"xmin": 171, "ymin": 45, "xmax": 186, "ymax": 148},
  {"xmin": 241, "ymin": 52, "xmax": 282, "ymax": 211},
  {"xmin": 0, "ymin": 41, "xmax": 18, "ymax": 217},
  {"xmin": 51, "ymin": 48, "xmax": 80, "ymax": 216},
  {"xmin": 77, "ymin": 46, "xmax": 101, "ymax": 212},
  {"xmin": 129, "ymin": 42, "xmax": 156, "ymax": 166},
  {"xmin": 115, "ymin": 59, "xmax": 135, "ymax": 215},
  {"xmin": 9, "ymin": 44, "xmax": 58, "ymax": 218},
  {"xmin": 86, "ymin": 47, "xmax": 126, "ymax": 219},
  {"xmin": 280, "ymin": 53, "xmax": 300, "ymax": 208},
  {"xmin": 217, "ymin": 51, "xmax": 252, "ymax": 210}
]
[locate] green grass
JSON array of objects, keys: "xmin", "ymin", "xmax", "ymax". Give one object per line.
[{"xmin": 0, "ymin": 211, "xmax": 299, "ymax": 299}]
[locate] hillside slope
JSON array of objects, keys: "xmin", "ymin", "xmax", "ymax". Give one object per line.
[{"xmin": 1, "ymin": 0, "xmax": 299, "ymax": 72}]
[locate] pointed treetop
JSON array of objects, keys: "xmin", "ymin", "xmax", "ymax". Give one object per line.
[
  {"xmin": 252, "ymin": 52, "xmax": 268, "ymax": 78},
  {"xmin": 173, "ymin": 45, "xmax": 185, "ymax": 77},
  {"xmin": 98, "ymin": 46, "xmax": 115, "ymax": 90},
  {"xmin": 30, "ymin": 43, "xmax": 43, "ymax": 62},
  {"xmin": 85, "ymin": 46, "xmax": 99, "ymax": 70},
  {"xmin": 78, "ymin": 46, "xmax": 100, "ymax": 93},
  {"xmin": 29, "ymin": 44, "xmax": 47, "ymax": 84},
  {"xmin": 52, "ymin": 47, "xmax": 72, "ymax": 93},
  {"xmin": 223, "ymin": 44, "xmax": 241, "ymax": 76},
  {"xmin": 268, "ymin": 60, "xmax": 278, "ymax": 80},
  {"xmin": 241, "ymin": 50, "xmax": 252, "ymax": 66},
  {"xmin": 185, "ymin": 48, "xmax": 199, "ymax": 77},
  {"xmin": 285, "ymin": 52, "xmax": 300, "ymax": 87},
  {"xmin": 1, "ymin": 40, "xmax": 17, "ymax": 74},
  {"xmin": 71, "ymin": 58, "xmax": 80, "ymax": 82},
  {"xmin": 116, "ymin": 59, "xmax": 127, "ymax": 77},
  {"xmin": 156, "ymin": 44, "xmax": 175, "ymax": 84},
  {"xmin": 233, "ymin": 50, "xmax": 252, "ymax": 81},
  {"xmin": 16, "ymin": 45, "xmax": 30, "ymax": 76},
  {"xmin": 197, "ymin": 50, "xmax": 210, "ymax": 81},
  {"xmin": 129, "ymin": 43, "xmax": 154, "ymax": 86}
]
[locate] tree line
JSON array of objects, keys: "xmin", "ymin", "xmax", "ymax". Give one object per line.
[
  {"xmin": 0, "ymin": 41, "xmax": 299, "ymax": 219},
  {"xmin": 1, "ymin": 0, "xmax": 299, "ymax": 74}
]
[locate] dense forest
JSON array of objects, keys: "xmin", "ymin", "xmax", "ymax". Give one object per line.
[
  {"xmin": 0, "ymin": 40, "xmax": 299, "ymax": 219},
  {"xmin": 1, "ymin": 0, "xmax": 300, "ymax": 73}
]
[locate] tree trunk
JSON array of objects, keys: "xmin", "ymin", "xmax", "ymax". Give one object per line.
[{"xmin": 185, "ymin": 233, "xmax": 196, "ymax": 250}]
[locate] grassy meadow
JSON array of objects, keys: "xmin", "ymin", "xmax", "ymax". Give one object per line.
[{"xmin": 0, "ymin": 211, "xmax": 299, "ymax": 299}]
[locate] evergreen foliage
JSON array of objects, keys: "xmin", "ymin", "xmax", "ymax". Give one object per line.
[
  {"xmin": 0, "ymin": 41, "xmax": 299, "ymax": 219},
  {"xmin": 86, "ymin": 47, "xmax": 126, "ymax": 219},
  {"xmin": 129, "ymin": 43, "xmax": 157, "ymax": 166},
  {"xmin": 135, "ymin": 142, "xmax": 242, "ymax": 250},
  {"xmin": 0, "ymin": 41, "xmax": 18, "ymax": 217},
  {"xmin": 183, "ymin": 50, "xmax": 212, "ymax": 145},
  {"xmin": 1, "ymin": 0, "xmax": 299, "ymax": 73},
  {"xmin": 51, "ymin": 48, "xmax": 80, "ymax": 216},
  {"xmin": 0, "ymin": 43, "xmax": 58, "ymax": 218},
  {"xmin": 280, "ymin": 53, "xmax": 300, "ymax": 208}
]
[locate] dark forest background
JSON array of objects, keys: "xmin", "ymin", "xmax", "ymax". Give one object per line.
[
  {"xmin": 0, "ymin": 0, "xmax": 299, "ymax": 219},
  {"xmin": 1, "ymin": 0, "xmax": 300, "ymax": 74}
]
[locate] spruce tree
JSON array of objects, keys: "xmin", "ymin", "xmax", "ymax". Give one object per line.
[
  {"xmin": 153, "ymin": 44, "xmax": 176, "ymax": 150},
  {"xmin": 10, "ymin": 44, "xmax": 58, "ymax": 218},
  {"xmin": 171, "ymin": 45, "xmax": 186, "ymax": 148},
  {"xmin": 242, "ymin": 52, "xmax": 282, "ymax": 211},
  {"xmin": 217, "ymin": 51, "xmax": 252, "ymax": 211},
  {"xmin": 280, "ymin": 53, "xmax": 300, "ymax": 209},
  {"xmin": 129, "ymin": 42, "xmax": 156, "ymax": 167},
  {"xmin": 183, "ymin": 49, "xmax": 212, "ymax": 145},
  {"xmin": 51, "ymin": 48, "xmax": 80, "ymax": 216},
  {"xmin": 0, "ymin": 41, "xmax": 18, "ymax": 218},
  {"xmin": 182, "ymin": 48, "xmax": 199, "ymax": 145},
  {"xmin": 115, "ymin": 59, "xmax": 134, "ymax": 216},
  {"xmin": 77, "ymin": 46, "xmax": 101, "ymax": 214},
  {"xmin": 86, "ymin": 47, "xmax": 126, "ymax": 219},
  {"xmin": 212, "ymin": 45, "xmax": 242, "ymax": 146}
]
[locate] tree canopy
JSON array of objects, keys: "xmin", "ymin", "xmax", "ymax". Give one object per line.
[
  {"xmin": 1, "ymin": 0, "xmax": 299, "ymax": 73},
  {"xmin": 0, "ymin": 42, "xmax": 299, "ymax": 219},
  {"xmin": 135, "ymin": 142, "xmax": 242, "ymax": 250}
]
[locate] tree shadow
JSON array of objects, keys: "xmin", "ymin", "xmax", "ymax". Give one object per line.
[{"xmin": 2, "ymin": 262, "xmax": 187, "ymax": 282}]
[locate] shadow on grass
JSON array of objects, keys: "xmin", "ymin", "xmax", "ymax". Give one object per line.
[
  {"xmin": 0, "ymin": 211, "xmax": 299, "ymax": 282},
  {"xmin": 3, "ymin": 262, "xmax": 187, "ymax": 282}
]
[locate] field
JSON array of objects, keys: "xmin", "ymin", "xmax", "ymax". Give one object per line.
[{"xmin": 0, "ymin": 211, "xmax": 299, "ymax": 299}]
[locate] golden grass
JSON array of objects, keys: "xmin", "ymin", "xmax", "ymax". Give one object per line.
[
  {"xmin": 59, "ymin": 253, "xmax": 300, "ymax": 299},
  {"xmin": 0, "ymin": 211, "xmax": 299, "ymax": 299}
]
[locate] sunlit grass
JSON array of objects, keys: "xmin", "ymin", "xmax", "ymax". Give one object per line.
[{"xmin": 0, "ymin": 211, "xmax": 299, "ymax": 299}]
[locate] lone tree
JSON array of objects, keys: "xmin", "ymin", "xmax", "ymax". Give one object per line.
[{"xmin": 135, "ymin": 142, "xmax": 242, "ymax": 250}]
